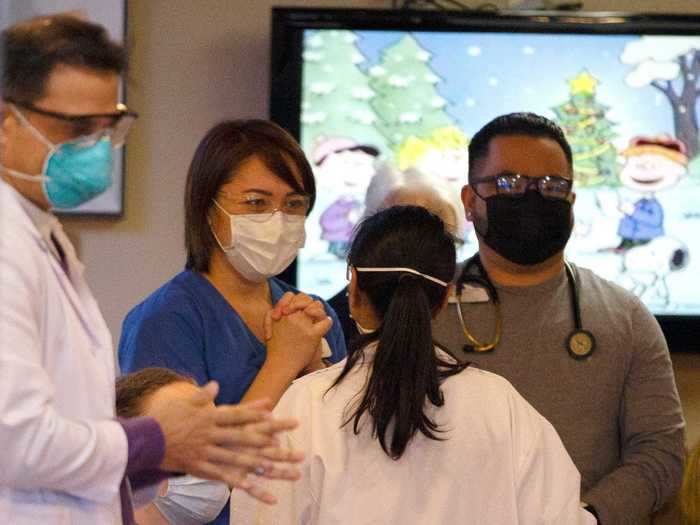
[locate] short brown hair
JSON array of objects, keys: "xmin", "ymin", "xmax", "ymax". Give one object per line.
[
  {"xmin": 115, "ymin": 367, "xmax": 194, "ymax": 418},
  {"xmin": 2, "ymin": 14, "xmax": 126, "ymax": 104},
  {"xmin": 184, "ymin": 119, "xmax": 316, "ymax": 272}
]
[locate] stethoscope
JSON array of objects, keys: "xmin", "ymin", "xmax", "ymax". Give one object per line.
[{"xmin": 454, "ymin": 255, "xmax": 596, "ymax": 360}]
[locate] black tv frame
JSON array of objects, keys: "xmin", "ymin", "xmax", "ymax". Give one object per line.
[{"xmin": 270, "ymin": 7, "xmax": 700, "ymax": 353}]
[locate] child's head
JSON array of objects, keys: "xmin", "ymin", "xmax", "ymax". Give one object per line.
[
  {"xmin": 116, "ymin": 367, "xmax": 198, "ymax": 418},
  {"xmin": 116, "ymin": 368, "xmax": 231, "ymax": 524}
]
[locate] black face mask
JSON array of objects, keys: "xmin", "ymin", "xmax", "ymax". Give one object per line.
[{"xmin": 474, "ymin": 191, "xmax": 573, "ymax": 265}]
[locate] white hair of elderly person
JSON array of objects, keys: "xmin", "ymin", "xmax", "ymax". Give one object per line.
[
  {"xmin": 326, "ymin": 162, "xmax": 467, "ymax": 346},
  {"xmin": 361, "ymin": 162, "xmax": 467, "ymax": 241}
]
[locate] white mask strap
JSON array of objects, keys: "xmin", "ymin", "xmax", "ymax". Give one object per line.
[
  {"xmin": 354, "ymin": 266, "xmax": 449, "ymax": 287},
  {"xmin": 212, "ymin": 198, "xmax": 232, "ymax": 217},
  {"xmin": 9, "ymin": 104, "xmax": 56, "ymax": 151},
  {"xmin": 209, "ymin": 200, "xmax": 234, "ymax": 250},
  {"xmin": 0, "ymin": 163, "xmax": 49, "ymax": 182}
]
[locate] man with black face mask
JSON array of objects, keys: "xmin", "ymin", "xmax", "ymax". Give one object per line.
[{"xmin": 432, "ymin": 113, "xmax": 685, "ymax": 525}]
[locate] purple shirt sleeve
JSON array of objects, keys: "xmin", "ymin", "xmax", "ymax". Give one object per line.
[{"xmin": 117, "ymin": 416, "xmax": 173, "ymax": 489}]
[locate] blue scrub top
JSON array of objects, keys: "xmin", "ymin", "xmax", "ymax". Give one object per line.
[
  {"xmin": 118, "ymin": 271, "xmax": 347, "ymax": 525},
  {"xmin": 118, "ymin": 270, "xmax": 347, "ymax": 405}
]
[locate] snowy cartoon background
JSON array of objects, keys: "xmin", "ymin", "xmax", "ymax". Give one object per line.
[{"xmin": 297, "ymin": 28, "xmax": 700, "ymax": 316}]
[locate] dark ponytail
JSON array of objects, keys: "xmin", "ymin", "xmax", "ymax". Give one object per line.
[{"xmin": 330, "ymin": 205, "xmax": 467, "ymax": 460}]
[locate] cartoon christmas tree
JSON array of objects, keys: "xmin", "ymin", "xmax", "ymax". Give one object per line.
[
  {"xmin": 301, "ymin": 30, "xmax": 388, "ymax": 156},
  {"xmin": 551, "ymin": 70, "xmax": 619, "ymax": 187},
  {"xmin": 368, "ymin": 34, "xmax": 454, "ymax": 151}
]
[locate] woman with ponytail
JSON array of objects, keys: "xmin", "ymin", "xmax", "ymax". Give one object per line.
[{"xmin": 235, "ymin": 206, "xmax": 595, "ymax": 525}]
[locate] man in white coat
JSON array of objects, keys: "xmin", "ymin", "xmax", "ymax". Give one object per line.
[{"xmin": 0, "ymin": 14, "xmax": 319, "ymax": 525}]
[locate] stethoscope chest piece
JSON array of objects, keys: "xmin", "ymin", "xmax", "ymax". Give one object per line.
[
  {"xmin": 566, "ymin": 329, "xmax": 596, "ymax": 360},
  {"xmin": 457, "ymin": 256, "xmax": 596, "ymax": 361}
]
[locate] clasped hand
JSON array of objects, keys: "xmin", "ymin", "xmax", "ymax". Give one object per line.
[
  {"xmin": 148, "ymin": 293, "xmax": 333, "ymax": 505},
  {"xmin": 264, "ymin": 291, "xmax": 334, "ymax": 374}
]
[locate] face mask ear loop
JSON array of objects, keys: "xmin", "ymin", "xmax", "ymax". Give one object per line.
[
  {"xmin": 210, "ymin": 199, "xmax": 235, "ymax": 251},
  {"xmin": 3, "ymin": 105, "xmax": 56, "ymax": 188},
  {"xmin": 0, "ymin": 164, "xmax": 50, "ymax": 182},
  {"xmin": 9, "ymin": 104, "xmax": 57, "ymax": 152}
]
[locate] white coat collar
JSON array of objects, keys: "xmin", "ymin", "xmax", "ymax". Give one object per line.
[
  {"xmin": 1, "ymin": 179, "xmax": 61, "ymax": 259},
  {"xmin": 1, "ymin": 179, "xmax": 104, "ymax": 347},
  {"xmin": 358, "ymin": 341, "xmax": 457, "ymax": 364}
]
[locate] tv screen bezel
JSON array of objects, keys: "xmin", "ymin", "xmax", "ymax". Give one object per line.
[{"xmin": 269, "ymin": 6, "xmax": 700, "ymax": 352}]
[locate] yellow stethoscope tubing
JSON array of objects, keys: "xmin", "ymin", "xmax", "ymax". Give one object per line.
[
  {"xmin": 453, "ymin": 258, "xmax": 594, "ymax": 359},
  {"xmin": 454, "ymin": 290, "xmax": 502, "ymax": 352}
]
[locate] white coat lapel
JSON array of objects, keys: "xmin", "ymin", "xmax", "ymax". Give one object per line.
[
  {"xmin": 45, "ymin": 225, "xmax": 107, "ymax": 349},
  {"xmin": 6, "ymin": 182, "xmax": 110, "ymax": 351}
]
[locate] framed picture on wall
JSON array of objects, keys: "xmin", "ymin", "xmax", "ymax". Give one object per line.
[{"xmin": 1, "ymin": 0, "xmax": 128, "ymax": 216}]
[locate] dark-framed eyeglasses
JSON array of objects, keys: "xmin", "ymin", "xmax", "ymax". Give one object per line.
[
  {"xmin": 4, "ymin": 97, "xmax": 138, "ymax": 147},
  {"xmin": 472, "ymin": 173, "xmax": 572, "ymax": 200}
]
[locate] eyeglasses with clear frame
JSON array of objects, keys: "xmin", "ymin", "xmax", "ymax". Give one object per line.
[
  {"xmin": 4, "ymin": 97, "xmax": 138, "ymax": 148},
  {"xmin": 472, "ymin": 172, "xmax": 572, "ymax": 200},
  {"xmin": 216, "ymin": 190, "xmax": 311, "ymax": 222}
]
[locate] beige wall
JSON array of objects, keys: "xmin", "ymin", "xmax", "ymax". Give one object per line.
[
  {"xmin": 63, "ymin": 0, "xmax": 388, "ymax": 341},
  {"xmin": 61, "ymin": 0, "xmax": 700, "ymax": 445}
]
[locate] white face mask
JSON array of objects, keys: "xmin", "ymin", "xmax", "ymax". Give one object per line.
[
  {"xmin": 211, "ymin": 200, "xmax": 306, "ymax": 283},
  {"xmin": 154, "ymin": 475, "xmax": 230, "ymax": 525}
]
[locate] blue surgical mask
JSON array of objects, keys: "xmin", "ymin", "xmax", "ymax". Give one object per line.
[
  {"xmin": 154, "ymin": 475, "xmax": 230, "ymax": 525},
  {"xmin": 0, "ymin": 104, "xmax": 113, "ymax": 209}
]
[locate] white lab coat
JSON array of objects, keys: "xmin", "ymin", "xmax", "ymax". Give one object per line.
[
  {"xmin": 0, "ymin": 180, "xmax": 128, "ymax": 524},
  {"xmin": 233, "ymin": 346, "xmax": 596, "ymax": 525}
]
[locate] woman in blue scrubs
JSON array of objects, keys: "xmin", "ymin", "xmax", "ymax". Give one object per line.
[{"xmin": 118, "ymin": 120, "xmax": 346, "ymax": 524}]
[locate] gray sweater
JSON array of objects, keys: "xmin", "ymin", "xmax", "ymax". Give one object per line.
[{"xmin": 432, "ymin": 262, "xmax": 685, "ymax": 525}]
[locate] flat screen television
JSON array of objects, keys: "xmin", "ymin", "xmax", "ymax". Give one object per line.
[{"xmin": 269, "ymin": 7, "xmax": 700, "ymax": 351}]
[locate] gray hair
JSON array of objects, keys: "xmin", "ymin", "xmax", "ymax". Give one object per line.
[{"xmin": 363, "ymin": 162, "xmax": 466, "ymax": 240}]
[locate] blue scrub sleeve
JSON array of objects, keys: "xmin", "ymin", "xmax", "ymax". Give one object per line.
[{"xmin": 118, "ymin": 309, "xmax": 209, "ymax": 387}]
